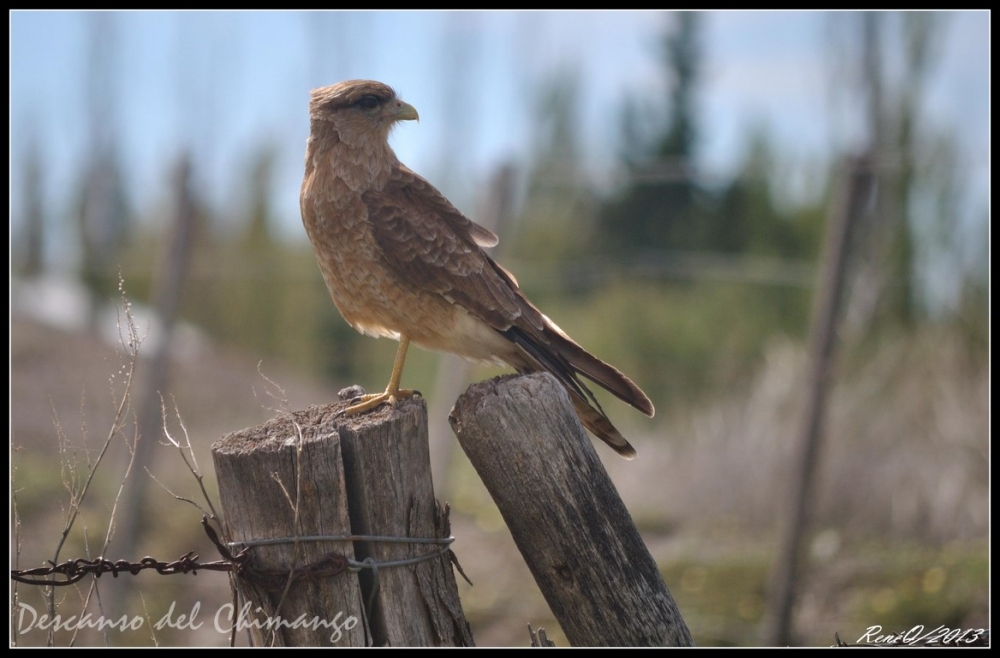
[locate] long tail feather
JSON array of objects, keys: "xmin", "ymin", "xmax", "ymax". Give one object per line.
[
  {"xmin": 543, "ymin": 320, "xmax": 655, "ymax": 417},
  {"xmin": 504, "ymin": 326, "xmax": 642, "ymax": 458},
  {"xmin": 570, "ymin": 391, "xmax": 637, "ymax": 459}
]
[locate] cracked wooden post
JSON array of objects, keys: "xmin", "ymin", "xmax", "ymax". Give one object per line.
[
  {"xmin": 449, "ymin": 373, "xmax": 693, "ymax": 647},
  {"xmin": 212, "ymin": 395, "xmax": 472, "ymax": 647}
]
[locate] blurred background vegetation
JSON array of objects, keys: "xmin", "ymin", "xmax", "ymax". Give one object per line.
[{"xmin": 10, "ymin": 11, "xmax": 987, "ymax": 647}]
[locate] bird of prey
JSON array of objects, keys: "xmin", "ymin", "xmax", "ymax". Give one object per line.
[{"xmin": 300, "ymin": 80, "xmax": 653, "ymax": 458}]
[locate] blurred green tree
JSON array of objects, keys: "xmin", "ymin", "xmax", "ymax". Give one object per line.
[
  {"xmin": 511, "ymin": 69, "xmax": 599, "ymax": 270},
  {"xmin": 76, "ymin": 13, "xmax": 132, "ymax": 305},
  {"xmin": 16, "ymin": 130, "xmax": 45, "ymax": 277},
  {"xmin": 597, "ymin": 12, "xmax": 703, "ymax": 254},
  {"xmin": 847, "ymin": 12, "xmax": 944, "ymax": 329}
]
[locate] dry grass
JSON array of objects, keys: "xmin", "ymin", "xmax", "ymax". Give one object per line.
[{"xmin": 647, "ymin": 327, "xmax": 988, "ymax": 542}]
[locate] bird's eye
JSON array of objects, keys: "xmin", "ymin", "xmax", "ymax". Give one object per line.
[{"xmin": 358, "ymin": 95, "xmax": 380, "ymax": 111}]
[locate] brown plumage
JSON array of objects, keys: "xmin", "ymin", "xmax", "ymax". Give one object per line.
[{"xmin": 300, "ymin": 80, "xmax": 653, "ymax": 458}]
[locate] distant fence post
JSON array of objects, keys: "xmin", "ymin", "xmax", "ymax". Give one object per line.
[
  {"xmin": 449, "ymin": 373, "xmax": 693, "ymax": 647},
  {"xmin": 763, "ymin": 155, "xmax": 874, "ymax": 645},
  {"xmin": 212, "ymin": 397, "xmax": 473, "ymax": 647}
]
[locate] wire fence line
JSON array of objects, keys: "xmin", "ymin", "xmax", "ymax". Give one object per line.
[{"xmin": 23, "ymin": 248, "xmax": 821, "ymax": 290}]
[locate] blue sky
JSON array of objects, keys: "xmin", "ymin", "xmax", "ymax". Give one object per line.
[{"xmin": 9, "ymin": 11, "xmax": 990, "ymax": 277}]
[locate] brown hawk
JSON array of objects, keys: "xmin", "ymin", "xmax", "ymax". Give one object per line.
[{"xmin": 300, "ymin": 80, "xmax": 653, "ymax": 458}]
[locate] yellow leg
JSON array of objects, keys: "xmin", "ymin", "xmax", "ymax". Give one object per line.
[{"xmin": 342, "ymin": 335, "xmax": 417, "ymax": 416}]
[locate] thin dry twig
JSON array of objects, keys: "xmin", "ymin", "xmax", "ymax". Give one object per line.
[
  {"xmin": 155, "ymin": 394, "xmax": 221, "ymax": 523},
  {"xmin": 69, "ymin": 412, "xmax": 141, "ymax": 648},
  {"xmin": 138, "ymin": 592, "xmax": 159, "ymax": 647},
  {"xmin": 253, "ymin": 361, "xmax": 291, "ymax": 415},
  {"xmin": 10, "ymin": 463, "xmax": 24, "ymax": 647},
  {"xmin": 38, "ymin": 276, "xmax": 143, "ymax": 647},
  {"xmin": 51, "ymin": 282, "xmax": 141, "ymax": 562}
]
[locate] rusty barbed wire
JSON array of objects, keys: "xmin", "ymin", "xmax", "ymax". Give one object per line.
[
  {"xmin": 10, "ymin": 517, "xmax": 351, "ymax": 588},
  {"xmin": 11, "ymin": 516, "xmax": 455, "ymax": 590},
  {"xmin": 12, "ymin": 518, "xmax": 239, "ymax": 587},
  {"xmin": 11, "ymin": 552, "xmax": 231, "ymax": 587}
]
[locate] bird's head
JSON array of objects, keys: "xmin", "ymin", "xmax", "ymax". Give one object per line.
[{"xmin": 309, "ymin": 80, "xmax": 418, "ymax": 150}]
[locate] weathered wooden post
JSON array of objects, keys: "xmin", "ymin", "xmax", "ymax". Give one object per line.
[
  {"xmin": 449, "ymin": 373, "xmax": 693, "ymax": 647},
  {"xmin": 212, "ymin": 397, "xmax": 473, "ymax": 647}
]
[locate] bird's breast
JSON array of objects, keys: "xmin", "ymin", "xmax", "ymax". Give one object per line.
[{"xmin": 301, "ymin": 171, "xmax": 494, "ymax": 356}]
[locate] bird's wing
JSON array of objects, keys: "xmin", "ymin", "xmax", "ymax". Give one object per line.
[
  {"xmin": 363, "ymin": 166, "xmax": 543, "ymax": 334},
  {"xmin": 363, "ymin": 166, "xmax": 654, "ymax": 423}
]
